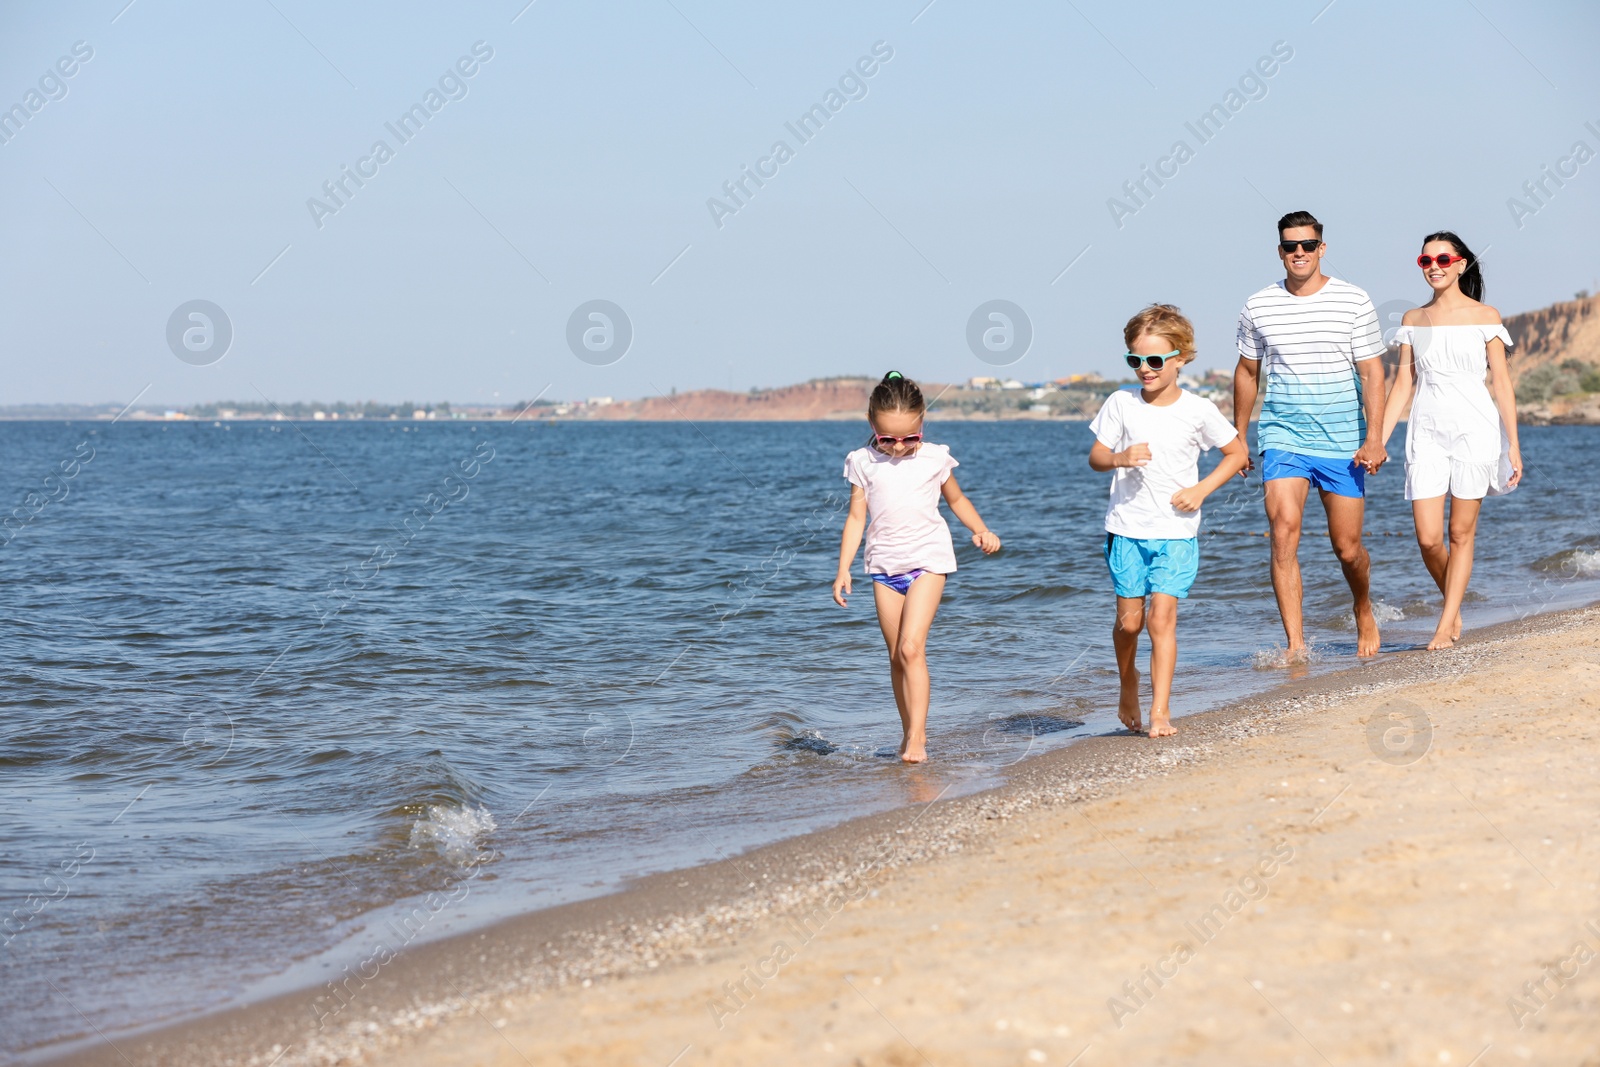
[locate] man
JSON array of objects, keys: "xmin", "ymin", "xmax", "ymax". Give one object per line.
[{"xmin": 1233, "ymin": 210, "xmax": 1388, "ymax": 658}]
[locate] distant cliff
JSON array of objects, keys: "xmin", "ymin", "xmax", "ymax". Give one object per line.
[{"xmin": 1504, "ymin": 292, "xmax": 1600, "ymax": 424}]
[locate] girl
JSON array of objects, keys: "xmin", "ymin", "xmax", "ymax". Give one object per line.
[
  {"xmin": 1378, "ymin": 231, "xmax": 1522, "ymax": 650},
  {"xmin": 832, "ymin": 371, "xmax": 1001, "ymax": 763}
]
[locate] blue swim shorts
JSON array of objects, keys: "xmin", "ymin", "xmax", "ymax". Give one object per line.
[
  {"xmin": 871, "ymin": 569, "xmax": 928, "ymax": 595},
  {"xmin": 1103, "ymin": 534, "xmax": 1199, "ymax": 600},
  {"xmin": 1260, "ymin": 448, "xmax": 1365, "ymax": 498}
]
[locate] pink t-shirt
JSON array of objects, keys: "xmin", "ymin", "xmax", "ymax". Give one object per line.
[{"xmin": 843, "ymin": 442, "xmax": 959, "ymax": 576}]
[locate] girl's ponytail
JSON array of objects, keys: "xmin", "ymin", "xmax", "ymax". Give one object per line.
[{"xmin": 868, "ymin": 370, "xmax": 925, "ymax": 418}]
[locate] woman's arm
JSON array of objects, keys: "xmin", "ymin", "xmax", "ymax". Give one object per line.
[
  {"xmin": 1377, "ymin": 343, "xmax": 1415, "ymax": 449},
  {"xmin": 940, "ymin": 475, "xmax": 1001, "ymax": 553},
  {"xmin": 1485, "ymin": 330, "xmax": 1522, "ymax": 488},
  {"xmin": 832, "ymin": 486, "xmax": 868, "ymax": 606}
]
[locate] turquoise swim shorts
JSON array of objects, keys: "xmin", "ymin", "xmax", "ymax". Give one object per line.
[{"xmin": 1103, "ymin": 533, "xmax": 1199, "ymax": 599}]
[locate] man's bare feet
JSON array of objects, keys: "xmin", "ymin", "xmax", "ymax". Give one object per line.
[
  {"xmin": 1354, "ymin": 603, "xmax": 1381, "ymax": 657},
  {"xmin": 1148, "ymin": 709, "xmax": 1176, "ymax": 738},
  {"xmin": 1117, "ymin": 689, "xmax": 1143, "ymax": 733}
]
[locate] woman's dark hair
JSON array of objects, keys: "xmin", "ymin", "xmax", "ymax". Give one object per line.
[
  {"xmin": 868, "ymin": 370, "xmax": 925, "ymax": 419},
  {"xmin": 1422, "ymin": 230, "xmax": 1484, "ymax": 301}
]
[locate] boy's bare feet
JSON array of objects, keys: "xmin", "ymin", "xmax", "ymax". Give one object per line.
[
  {"xmin": 1117, "ymin": 689, "xmax": 1143, "ymax": 733},
  {"xmin": 1148, "ymin": 709, "xmax": 1176, "ymax": 738},
  {"xmin": 1354, "ymin": 601, "xmax": 1381, "ymax": 657}
]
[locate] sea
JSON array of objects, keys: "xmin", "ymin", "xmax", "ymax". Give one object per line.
[{"xmin": 4, "ymin": 418, "xmax": 1599, "ymax": 1058}]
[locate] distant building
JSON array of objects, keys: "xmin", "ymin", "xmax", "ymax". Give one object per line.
[{"xmin": 968, "ymin": 376, "xmax": 1000, "ymax": 389}]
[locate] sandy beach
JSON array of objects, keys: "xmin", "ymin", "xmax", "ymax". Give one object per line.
[{"xmin": 44, "ymin": 606, "xmax": 1600, "ymax": 1067}]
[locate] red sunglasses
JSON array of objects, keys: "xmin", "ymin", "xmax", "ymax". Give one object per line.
[{"xmin": 1417, "ymin": 253, "xmax": 1467, "ymax": 269}]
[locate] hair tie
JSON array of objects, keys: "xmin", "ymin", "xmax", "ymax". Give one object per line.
[{"xmin": 886, "ymin": 371, "xmax": 903, "ymax": 380}]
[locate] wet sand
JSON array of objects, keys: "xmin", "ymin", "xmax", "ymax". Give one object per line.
[{"xmin": 42, "ymin": 606, "xmax": 1600, "ymax": 1066}]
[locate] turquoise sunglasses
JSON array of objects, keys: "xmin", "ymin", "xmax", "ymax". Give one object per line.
[{"xmin": 1125, "ymin": 350, "xmax": 1180, "ymax": 370}]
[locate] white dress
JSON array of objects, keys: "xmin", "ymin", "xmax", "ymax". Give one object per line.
[{"xmin": 1392, "ymin": 324, "xmax": 1516, "ymax": 501}]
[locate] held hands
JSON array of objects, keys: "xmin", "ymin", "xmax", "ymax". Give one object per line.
[
  {"xmin": 1354, "ymin": 439, "xmax": 1388, "ymax": 475},
  {"xmin": 972, "ymin": 530, "xmax": 1002, "ymax": 554},
  {"xmin": 831, "ymin": 571, "xmax": 852, "ymax": 607},
  {"xmin": 1118, "ymin": 443, "xmax": 1152, "ymax": 468}
]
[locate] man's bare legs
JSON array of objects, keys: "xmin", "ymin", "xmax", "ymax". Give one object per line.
[
  {"xmin": 1322, "ymin": 489, "xmax": 1379, "ymax": 656},
  {"xmin": 872, "ymin": 574, "xmax": 946, "ymax": 762},
  {"xmin": 1264, "ymin": 477, "xmax": 1311, "ymax": 656},
  {"xmin": 1112, "ymin": 596, "xmax": 1145, "ymax": 732},
  {"xmin": 1264, "ymin": 477, "xmax": 1380, "ymax": 658}
]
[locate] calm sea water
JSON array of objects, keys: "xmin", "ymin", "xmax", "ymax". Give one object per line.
[{"xmin": 4, "ymin": 419, "xmax": 1599, "ymax": 1055}]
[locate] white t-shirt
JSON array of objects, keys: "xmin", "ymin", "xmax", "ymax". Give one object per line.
[
  {"xmin": 843, "ymin": 442, "xmax": 959, "ymax": 575},
  {"xmin": 1090, "ymin": 389, "xmax": 1238, "ymax": 540}
]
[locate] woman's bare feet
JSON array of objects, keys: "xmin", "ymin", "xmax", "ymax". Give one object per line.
[
  {"xmin": 1117, "ymin": 689, "xmax": 1143, "ymax": 733},
  {"xmin": 1148, "ymin": 709, "xmax": 1176, "ymax": 738}
]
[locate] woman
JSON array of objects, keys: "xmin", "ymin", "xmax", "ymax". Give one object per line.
[{"xmin": 1378, "ymin": 231, "xmax": 1522, "ymax": 650}]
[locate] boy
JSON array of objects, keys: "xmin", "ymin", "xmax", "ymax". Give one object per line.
[{"xmin": 1088, "ymin": 305, "xmax": 1248, "ymax": 737}]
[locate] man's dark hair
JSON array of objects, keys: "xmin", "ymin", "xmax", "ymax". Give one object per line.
[{"xmin": 1277, "ymin": 210, "xmax": 1323, "ymax": 239}]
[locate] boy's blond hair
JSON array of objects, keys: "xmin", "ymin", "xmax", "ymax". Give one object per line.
[{"xmin": 1122, "ymin": 304, "xmax": 1196, "ymax": 364}]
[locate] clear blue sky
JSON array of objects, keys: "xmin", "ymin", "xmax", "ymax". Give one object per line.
[{"xmin": 2, "ymin": 0, "xmax": 1597, "ymax": 405}]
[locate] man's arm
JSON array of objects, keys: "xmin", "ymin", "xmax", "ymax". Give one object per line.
[
  {"xmin": 1231, "ymin": 356, "xmax": 1260, "ymax": 475},
  {"xmin": 1352, "ymin": 356, "xmax": 1389, "ymax": 473}
]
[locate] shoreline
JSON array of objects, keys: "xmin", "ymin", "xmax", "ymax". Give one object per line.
[{"xmin": 32, "ymin": 600, "xmax": 1600, "ymax": 1067}]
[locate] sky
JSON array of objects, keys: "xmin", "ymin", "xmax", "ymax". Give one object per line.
[{"xmin": 1, "ymin": 0, "xmax": 1597, "ymax": 406}]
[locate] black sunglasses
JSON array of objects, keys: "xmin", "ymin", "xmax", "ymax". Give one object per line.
[{"xmin": 1279, "ymin": 239, "xmax": 1321, "ymax": 253}]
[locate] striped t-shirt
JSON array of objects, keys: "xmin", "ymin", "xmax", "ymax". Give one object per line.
[{"xmin": 1236, "ymin": 278, "xmax": 1385, "ymax": 459}]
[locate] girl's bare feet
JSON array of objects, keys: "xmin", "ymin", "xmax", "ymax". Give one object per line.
[
  {"xmin": 1426, "ymin": 629, "xmax": 1456, "ymax": 651},
  {"xmin": 1148, "ymin": 708, "xmax": 1176, "ymax": 737},
  {"xmin": 1117, "ymin": 690, "xmax": 1143, "ymax": 733},
  {"xmin": 900, "ymin": 733, "xmax": 928, "ymax": 763}
]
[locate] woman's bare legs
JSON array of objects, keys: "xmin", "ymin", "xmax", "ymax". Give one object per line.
[
  {"xmin": 1430, "ymin": 496, "xmax": 1481, "ymax": 649},
  {"xmin": 1411, "ymin": 496, "xmax": 1457, "ymax": 640},
  {"xmin": 872, "ymin": 574, "xmax": 946, "ymax": 763}
]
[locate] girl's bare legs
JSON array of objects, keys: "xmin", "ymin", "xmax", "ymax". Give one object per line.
[
  {"xmin": 1411, "ymin": 496, "xmax": 1459, "ymax": 640},
  {"xmin": 1146, "ymin": 593, "xmax": 1179, "ymax": 737},
  {"xmin": 1112, "ymin": 596, "xmax": 1145, "ymax": 732},
  {"xmin": 872, "ymin": 574, "xmax": 946, "ymax": 763},
  {"xmin": 1430, "ymin": 496, "xmax": 1481, "ymax": 650}
]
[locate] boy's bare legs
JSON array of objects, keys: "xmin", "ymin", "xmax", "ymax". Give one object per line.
[
  {"xmin": 873, "ymin": 574, "xmax": 945, "ymax": 763},
  {"xmin": 1411, "ymin": 496, "xmax": 1461, "ymax": 640},
  {"xmin": 1113, "ymin": 596, "xmax": 1145, "ymax": 732},
  {"xmin": 1430, "ymin": 496, "xmax": 1480, "ymax": 650},
  {"xmin": 1146, "ymin": 593, "xmax": 1179, "ymax": 737},
  {"xmin": 1322, "ymin": 489, "xmax": 1379, "ymax": 656},
  {"xmin": 1264, "ymin": 477, "xmax": 1310, "ymax": 656}
]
